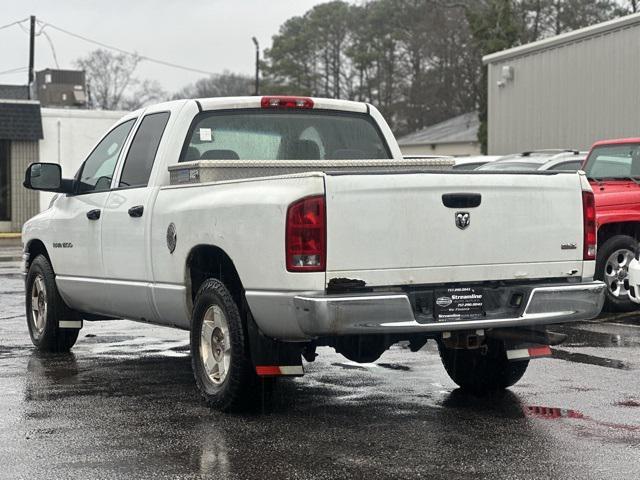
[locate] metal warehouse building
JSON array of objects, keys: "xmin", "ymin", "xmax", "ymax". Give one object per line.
[{"xmin": 483, "ymin": 13, "xmax": 640, "ymax": 155}]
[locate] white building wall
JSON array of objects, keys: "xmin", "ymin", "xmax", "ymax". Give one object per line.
[{"xmin": 38, "ymin": 108, "xmax": 126, "ymax": 210}]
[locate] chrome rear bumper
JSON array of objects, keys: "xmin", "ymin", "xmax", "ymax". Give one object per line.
[{"xmin": 293, "ymin": 281, "xmax": 606, "ymax": 336}]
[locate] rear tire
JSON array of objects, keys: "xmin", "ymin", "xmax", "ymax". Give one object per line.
[
  {"xmin": 438, "ymin": 339, "xmax": 528, "ymax": 393},
  {"xmin": 25, "ymin": 255, "xmax": 79, "ymax": 352},
  {"xmin": 596, "ymin": 234, "xmax": 638, "ymax": 312},
  {"xmin": 190, "ymin": 278, "xmax": 263, "ymax": 411}
]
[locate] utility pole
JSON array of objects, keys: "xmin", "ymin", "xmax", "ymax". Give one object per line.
[
  {"xmin": 252, "ymin": 37, "xmax": 260, "ymax": 96},
  {"xmin": 28, "ymin": 15, "xmax": 35, "ymax": 100}
]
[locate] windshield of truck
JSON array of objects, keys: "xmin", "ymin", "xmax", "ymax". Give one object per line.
[
  {"xmin": 583, "ymin": 144, "xmax": 640, "ymax": 179},
  {"xmin": 180, "ymin": 110, "xmax": 391, "ymax": 161}
]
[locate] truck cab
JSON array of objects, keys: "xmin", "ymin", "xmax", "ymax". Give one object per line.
[{"xmin": 582, "ymin": 138, "xmax": 640, "ymax": 311}]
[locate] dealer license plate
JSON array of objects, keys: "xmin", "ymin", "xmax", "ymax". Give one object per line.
[{"xmin": 434, "ymin": 287, "xmax": 485, "ymax": 322}]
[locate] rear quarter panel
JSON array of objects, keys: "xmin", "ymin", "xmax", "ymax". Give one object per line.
[{"xmin": 150, "ymin": 174, "xmax": 326, "ymax": 326}]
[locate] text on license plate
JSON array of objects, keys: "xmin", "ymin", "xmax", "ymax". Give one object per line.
[{"xmin": 434, "ymin": 287, "xmax": 484, "ymax": 322}]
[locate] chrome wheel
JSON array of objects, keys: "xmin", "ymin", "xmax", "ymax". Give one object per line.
[
  {"xmin": 30, "ymin": 275, "xmax": 47, "ymax": 334},
  {"xmin": 604, "ymin": 248, "xmax": 635, "ymax": 298},
  {"xmin": 199, "ymin": 305, "xmax": 231, "ymax": 385}
]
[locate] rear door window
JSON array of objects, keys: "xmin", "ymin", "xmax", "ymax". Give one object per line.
[{"xmin": 119, "ymin": 112, "xmax": 170, "ymax": 188}]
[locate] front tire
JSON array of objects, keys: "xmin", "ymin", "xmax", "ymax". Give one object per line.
[
  {"xmin": 438, "ymin": 339, "xmax": 529, "ymax": 393},
  {"xmin": 25, "ymin": 255, "xmax": 79, "ymax": 352},
  {"xmin": 596, "ymin": 235, "xmax": 638, "ymax": 312},
  {"xmin": 190, "ymin": 279, "xmax": 261, "ymax": 411}
]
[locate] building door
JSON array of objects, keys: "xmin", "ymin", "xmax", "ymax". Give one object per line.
[{"xmin": 0, "ymin": 141, "xmax": 10, "ymax": 231}]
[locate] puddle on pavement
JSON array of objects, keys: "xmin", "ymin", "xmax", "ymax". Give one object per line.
[
  {"xmin": 557, "ymin": 325, "xmax": 640, "ymax": 349},
  {"xmin": 377, "ymin": 363, "xmax": 411, "ymax": 371},
  {"xmin": 552, "ymin": 348, "xmax": 628, "ymax": 370},
  {"xmin": 0, "ymin": 344, "xmax": 31, "ymax": 358},
  {"xmin": 331, "ymin": 362, "xmax": 369, "ymax": 370},
  {"xmin": 79, "ymin": 335, "xmax": 190, "ymax": 358},
  {"xmin": 439, "ymin": 389, "xmax": 527, "ymax": 419}
]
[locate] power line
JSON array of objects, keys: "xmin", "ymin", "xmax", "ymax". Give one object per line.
[
  {"xmin": 38, "ymin": 20, "xmax": 217, "ymax": 76},
  {"xmin": 40, "ymin": 30, "xmax": 60, "ymax": 69},
  {"xmin": 0, "ymin": 66, "xmax": 28, "ymax": 76},
  {"xmin": 16, "ymin": 20, "xmax": 60, "ymax": 70},
  {"xmin": 0, "ymin": 17, "xmax": 28, "ymax": 31}
]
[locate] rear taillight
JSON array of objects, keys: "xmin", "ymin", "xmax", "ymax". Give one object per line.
[
  {"xmin": 261, "ymin": 96, "xmax": 314, "ymax": 109},
  {"xmin": 286, "ymin": 195, "xmax": 326, "ymax": 272},
  {"xmin": 582, "ymin": 190, "xmax": 596, "ymax": 260}
]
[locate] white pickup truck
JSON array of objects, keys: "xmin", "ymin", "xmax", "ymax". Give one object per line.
[{"xmin": 22, "ymin": 96, "xmax": 605, "ymax": 411}]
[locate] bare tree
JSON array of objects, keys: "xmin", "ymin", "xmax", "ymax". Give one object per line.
[
  {"xmin": 173, "ymin": 71, "xmax": 253, "ymax": 99},
  {"xmin": 76, "ymin": 49, "xmax": 166, "ymax": 110},
  {"xmin": 119, "ymin": 80, "xmax": 166, "ymax": 110},
  {"xmin": 76, "ymin": 49, "xmax": 139, "ymax": 109}
]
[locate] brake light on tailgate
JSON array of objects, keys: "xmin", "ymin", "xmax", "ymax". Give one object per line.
[
  {"xmin": 286, "ymin": 195, "xmax": 326, "ymax": 272},
  {"xmin": 582, "ymin": 190, "xmax": 596, "ymax": 260}
]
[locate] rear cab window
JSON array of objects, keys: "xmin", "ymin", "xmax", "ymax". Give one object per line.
[{"xmin": 180, "ymin": 109, "xmax": 391, "ymax": 162}]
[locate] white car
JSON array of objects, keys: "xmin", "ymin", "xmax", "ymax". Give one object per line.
[
  {"xmin": 477, "ymin": 150, "xmax": 587, "ymax": 172},
  {"xmin": 21, "ymin": 96, "xmax": 605, "ymax": 411},
  {"xmin": 628, "ymin": 255, "xmax": 640, "ymax": 304},
  {"xmin": 452, "ymin": 155, "xmax": 502, "ymax": 170}
]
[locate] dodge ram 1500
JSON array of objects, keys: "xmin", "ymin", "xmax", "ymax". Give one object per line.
[{"xmin": 22, "ymin": 96, "xmax": 605, "ymax": 411}]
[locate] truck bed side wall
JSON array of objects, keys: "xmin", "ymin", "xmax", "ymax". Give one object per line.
[{"xmin": 150, "ymin": 175, "xmax": 326, "ymax": 329}]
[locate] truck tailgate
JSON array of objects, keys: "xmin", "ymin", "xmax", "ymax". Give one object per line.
[{"xmin": 325, "ymin": 172, "xmax": 585, "ymax": 287}]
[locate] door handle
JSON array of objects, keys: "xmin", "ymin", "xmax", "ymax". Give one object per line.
[
  {"xmin": 86, "ymin": 209, "xmax": 101, "ymax": 220},
  {"xmin": 128, "ymin": 205, "xmax": 144, "ymax": 218}
]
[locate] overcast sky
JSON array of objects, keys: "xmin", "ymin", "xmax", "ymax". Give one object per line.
[{"xmin": 1, "ymin": 0, "xmax": 343, "ymax": 93}]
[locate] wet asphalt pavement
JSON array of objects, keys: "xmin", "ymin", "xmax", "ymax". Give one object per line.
[{"xmin": 1, "ymin": 265, "xmax": 640, "ymax": 479}]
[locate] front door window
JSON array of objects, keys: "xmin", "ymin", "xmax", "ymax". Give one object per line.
[{"xmin": 76, "ymin": 119, "xmax": 136, "ymax": 194}]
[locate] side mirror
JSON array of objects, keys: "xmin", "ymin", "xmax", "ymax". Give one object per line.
[{"xmin": 24, "ymin": 163, "xmax": 72, "ymax": 193}]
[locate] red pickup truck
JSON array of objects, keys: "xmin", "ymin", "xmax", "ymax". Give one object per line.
[{"xmin": 582, "ymin": 138, "xmax": 640, "ymax": 311}]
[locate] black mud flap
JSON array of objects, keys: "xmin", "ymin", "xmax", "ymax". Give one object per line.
[{"xmin": 246, "ymin": 313, "xmax": 304, "ymax": 377}]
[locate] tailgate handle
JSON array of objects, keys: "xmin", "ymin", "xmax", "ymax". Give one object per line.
[{"xmin": 442, "ymin": 193, "xmax": 481, "ymax": 208}]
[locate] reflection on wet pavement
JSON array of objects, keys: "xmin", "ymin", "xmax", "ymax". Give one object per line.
[
  {"xmin": 525, "ymin": 405, "xmax": 585, "ymax": 419},
  {"xmin": 1, "ymin": 269, "xmax": 639, "ymax": 478},
  {"xmin": 551, "ymin": 348, "xmax": 629, "ymax": 370}
]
